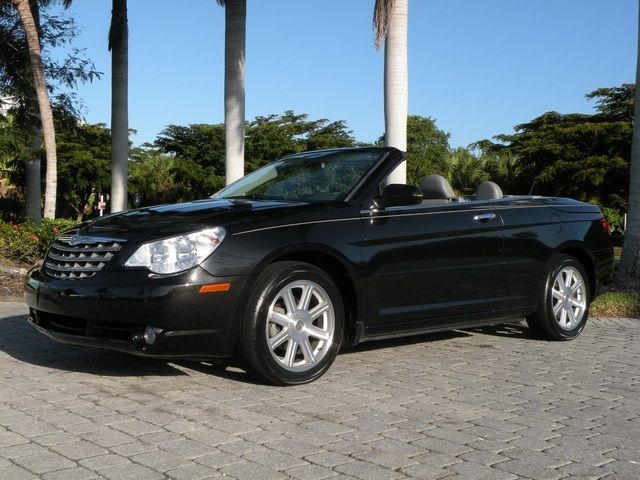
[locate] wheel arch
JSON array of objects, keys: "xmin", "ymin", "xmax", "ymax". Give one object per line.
[
  {"xmin": 255, "ymin": 245, "xmax": 362, "ymax": 346},
  {"xmin": 557, "ymin": 243, "xmax": 596, "ymax": 299}
]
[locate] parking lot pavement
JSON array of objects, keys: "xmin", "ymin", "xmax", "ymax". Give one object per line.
[{"xmin": 0, "ymin": 302, "xmax": 638, "ymax": 480}]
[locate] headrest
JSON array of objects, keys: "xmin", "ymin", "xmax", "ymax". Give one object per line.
[
  {"xmin": 419, "ymin": 174, "xmax": 455, "ymax": 200},
  {"xmin": 475, "ymin": 181, "xmax": 503, "ymax": 200}
]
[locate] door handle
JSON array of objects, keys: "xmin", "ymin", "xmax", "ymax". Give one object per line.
[{"xmin": 473, "ymin": 212, "xmax": 496, "ymax": 222}]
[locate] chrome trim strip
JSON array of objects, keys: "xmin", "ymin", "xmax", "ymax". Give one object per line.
[
  {"xmin": 233, "ymin": 217, "xmax": 362, "ymax": 236},
  {"xmin": 58, "ymin": 234, "xmax": 126, "ymax": 245},
  {"xmin": 495, "ymin": 204, "xmax": 596, "ymax": 210},
  {"xmin": 234, "ymin": 203, "xmax": 596, "ymax": 236},
  {"xmin": 358, "ymin": 208, "xmax": 484, "ymax": 218}
]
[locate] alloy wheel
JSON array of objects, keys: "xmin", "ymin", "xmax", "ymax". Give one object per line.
[
  {"xmin": 265, "ymin": 280, "xmax": 335, "ymax": 372},
  {"xmin": 551, "ymin": 266, "xmax": 587, "ymax": 331}
]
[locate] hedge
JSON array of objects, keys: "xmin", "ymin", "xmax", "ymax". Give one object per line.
[{"xmin": 0, "ymin": 219, "xmax": 78, "ymax": 265}]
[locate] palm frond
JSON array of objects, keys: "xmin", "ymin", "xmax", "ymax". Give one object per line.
[
  {"xmin": 216, "ymin": 0, "xmax": 225, "ymax": 6},
  {"xmin": 373, "ymin": 0, "xmax": 395, "ymax": 50}
]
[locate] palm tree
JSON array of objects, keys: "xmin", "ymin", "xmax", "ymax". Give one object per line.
[
  {"xmin": 446, "ymin": 148, "xmax": 489, "ymax": 196},
  {"xmin": 109, "ymin": 0, "xmax": 128, "ymax": 212},
  {"xmin": 12, "ymin": 0, "xmax": 58, "ymax": 218},
  {"xmin": 374, "ymin": 0, "xmax": 408, "ymax": 184},
  {"xmin": 617, "ymin": 3, "xmax": 640, "ymax": 286},
  {"xmin": 217, "ymin": 0, "xmax": 246, "ymax": 185}
]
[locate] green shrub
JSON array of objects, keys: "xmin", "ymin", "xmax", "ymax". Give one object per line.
[
  {"xmin": 0, "ymin": 218, "xmax": 78, "ymax": 265},
  {"xmin": 601, "ymin": 207, "xmax": 624, "ymax": 231}
]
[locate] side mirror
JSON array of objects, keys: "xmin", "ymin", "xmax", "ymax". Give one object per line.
[{"xmin": 378, "ymin": 184, "xmax": 423, "ymax": 208}]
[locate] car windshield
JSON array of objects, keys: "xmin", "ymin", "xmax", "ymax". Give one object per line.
[{"xmin": 214, "ymin": 150, "xmax": 385, "ymax": 202}]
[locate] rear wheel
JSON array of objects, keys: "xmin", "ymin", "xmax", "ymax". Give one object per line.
[
  {"xmin": 526, "ymin": 254, "xmax": 590, "ymax": 340},
  {"xmin": 240, "ymin": 261, "xmax": 344, "ymax": 385}
]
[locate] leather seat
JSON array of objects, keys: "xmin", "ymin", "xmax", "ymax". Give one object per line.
[
  {"xmin": 420, "ymin": 174, "xmax": 455, "ymax": 201},
  {"xmin": 475, "ymin": 181, "xmax": 503, "ymax": 200}
]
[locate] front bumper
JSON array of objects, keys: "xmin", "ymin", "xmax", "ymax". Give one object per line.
[{"xmin": 24, "ymin": 265, "xmax": 250, "ymax": 359}]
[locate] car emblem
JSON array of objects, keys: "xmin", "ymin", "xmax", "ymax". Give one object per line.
[{"xmin": 68, "ymin": 234, "xmax": 82, "ymax": 246}]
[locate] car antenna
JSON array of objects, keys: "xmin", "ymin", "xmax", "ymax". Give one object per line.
[{"xmin": 528, "ymin": 181, "xmax": 536, "ymax": 196}]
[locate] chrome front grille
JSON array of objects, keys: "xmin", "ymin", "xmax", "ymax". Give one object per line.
[{"xmin": 43, "ymin": 231, "xmax": 124, "ymax": 280}]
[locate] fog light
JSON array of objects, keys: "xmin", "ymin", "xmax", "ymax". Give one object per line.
[{"xmin": 143, "ymin": 326, "xmax": 159, "ymax": 345}]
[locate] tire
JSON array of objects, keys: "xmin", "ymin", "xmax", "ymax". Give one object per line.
[
  {"xmin": 526, "ymin": 254, "xmax": 590, "ymax": 340},
  {"xmin": 240, "ymin": 261, "xmax": 344, "ymax": 385}
]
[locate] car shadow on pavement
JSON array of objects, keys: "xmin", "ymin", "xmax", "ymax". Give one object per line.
[
  {"xmin": 467, "ymin": 321, "xmax": 537, "ymax": 339},
  {"xmin": 0, "ymin": 313, "xmax": 264, "ymax": 384},
  {"xmin": 340, "ymin": 329, "xmax": 472, "ymax": 355},
  {"xmin": 0, "ymin": 314, "xmax": 189, "ymax": 377}
]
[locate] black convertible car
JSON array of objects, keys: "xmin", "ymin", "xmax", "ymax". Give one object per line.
[{"xmin": 25, "ymin": 147, "xmax": 614, "ymax": 385}]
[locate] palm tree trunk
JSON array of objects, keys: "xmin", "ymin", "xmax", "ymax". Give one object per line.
[
  {"xmin": 13, "ymin": 0, "xmax": 57, "ymax": 218},
  {"xmin": 24, "ymin": 122, "xmax": 42, "ymax": 224},
  {"xmin": 224, "ymin": 0, "xmax": 246, "ymax": 185},
  {"xmin": 617, "ymin": 4, "xmax": 640, "ymax": 286},
  {"xmin": 109, "ymin": 0, "xmax": 128, "ymax": 212},
  {"xmin": 383, "ymin": 0, "xmax": 408, "ymax": 184}
]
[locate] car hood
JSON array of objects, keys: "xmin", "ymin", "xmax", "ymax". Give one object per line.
[{"xmin": 81, "ymin": 198, "xmax": 308, "ymax": 242}]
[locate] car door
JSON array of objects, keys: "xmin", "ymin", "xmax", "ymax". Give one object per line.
[{"xmin": 360, "ymin": 200, "xmax": 503, "ymax": 334}]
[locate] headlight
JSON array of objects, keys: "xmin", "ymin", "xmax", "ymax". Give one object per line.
[{"xmin": 124, "ymin": 227, "xmax": 225, "ymax": 274}]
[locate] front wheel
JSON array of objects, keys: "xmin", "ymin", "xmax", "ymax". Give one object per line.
[
  {"xmin": 240, "ymin": 261, "xmax": 344, "ymax": 385},
  {"xmin": 526, "ymin": 254, "xmax": 590, "ymax": 340}
]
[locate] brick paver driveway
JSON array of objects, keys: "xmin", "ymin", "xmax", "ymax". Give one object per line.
[{"xmin": 0, "ymin": 302, "xmax": 638, "ymax": 480}]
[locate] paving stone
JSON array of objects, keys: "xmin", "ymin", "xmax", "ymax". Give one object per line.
[
  {"xmin": 165, "ymin": 463, "xmax": 222, "ymax": 479},
  {"xmin": 411, "ymin": 436, "xmax": 473, "ymax": 456},
  {"xmin": 334, "ymin": 460, "xmax": 405, "ymax": 480},
  {"xmin": 99, "ymin": 463, "xmax": 165, "ymax": 480},
  {"xmin": 220, "ymin": 460, "xmax": 288, "ymax": 480},
  {"xmin": 131, "ymin": 449, "xmax": 191, "ymax": 472},
  {"xmin": 41, "ymin": 467, "xmax": 101, "ymax": 480},
  {"xmin": 110, "ymin": 420, "xmax": 162, "ymax": 437},
  {"xmin": 447, "ymin": 461, "xmax": 518, "ymax": 479},
  {"xmin": 78, "ymin": 453, "xmax": 131, "ymax": 470},
  {"xmin": 80, "ymin": 428, "xmax": 135, "ymax": 447},
  {"xmin": 244, "ymin": 448, "xmax": 308, "ymax": 469},
  {"xmin": 305, "ymin": 451, "xmax": 355, "ymax": 468},
  {"xmin": 196, "ymin": 450, "xmax": 244, "ymax": 468},
  {"xmin": 267, "ymin": 437, "xmax": 323, "ymax": 457},
  {"xmin": 401, "ymin": 463, "xmax": 452, "ymax": 479},
  {"xmin": 33, "ymin": 432, "xmax": 79, "ymax": 447},
  {"xmin": 49, "ymin": 439, "xmax": 108, "ymax": 460},
  {"xmin": 13, "ymin": 451, "xmax": 76, "ymax": 474},
  {"xmin": 351, "ymin": 449, "xmax": 418, "ymax": 469},
  {"xmin": 493, "ymin": 458, "xmax": 570, "ymax": 480},
  {"xmin": 109, "ymin": 441, "xmax": 158, "ymax": 457},
  {"xmin": 0, "ymin": 464, "xmax": 38, "ymax": 480},
  {"xmin": 184, "ymin": 428, "xmax": 238, "ymax": 446},
  {"xmin": 0, "ymin": 442, "xmax": 48, "ymax": 458},
  {"xmin": 0, "ymin": 430, "xmax": 29, "ymax": 447},
  {"xmin": 9, "ymin": 420, "xmax": 61, "ymax": 438},
  {"xmin": 158, "ymin": 438, "xmax": 213, "ymax": 458},
  {"xmin": 286, "ymin": 463, "xmax": 339, "ymax": 480},
  {"xmin": 218, "ymin": 438, "xmax": 268, "ymax": 455}
]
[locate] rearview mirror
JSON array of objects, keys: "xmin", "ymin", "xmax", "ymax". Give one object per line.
[{"xmin": 378, "ymin": 184, "xmax": 423, "ymax": 208}]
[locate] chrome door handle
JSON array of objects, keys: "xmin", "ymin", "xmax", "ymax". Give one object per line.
[{"xmin": 473, "ymin": 212, "xmax": 496, "ymax": 222}]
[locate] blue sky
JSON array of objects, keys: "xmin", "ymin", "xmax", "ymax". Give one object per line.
[{"xmin": 52, "ymin": 0, "xmax": 637, "ymax": 148}]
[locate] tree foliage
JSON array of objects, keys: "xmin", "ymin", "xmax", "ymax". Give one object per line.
[
  {"xmin": 0, "ymin": 2, "xmax": 100, "ymax": 116},
  {"xmin": 245, "ymin": 111, "xmax": 356, "ymax": 171},
  {"xmin": 149, "ymin": 111, "xmax": 357, "ymax": 203},
  {"xmin": 0, "ymin": 0, "xmax": 100, "ymax": 220},
  {"xmin": 402, "ymin": 115, "xmax": 450, "ymax": 186},
  {"xmin": 481, "ymin": 85, "xmax": 632, "ymax": 217},
  {"xmin": 55, "ymin": 119, "xmax": 111, "ymax": 220}
]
